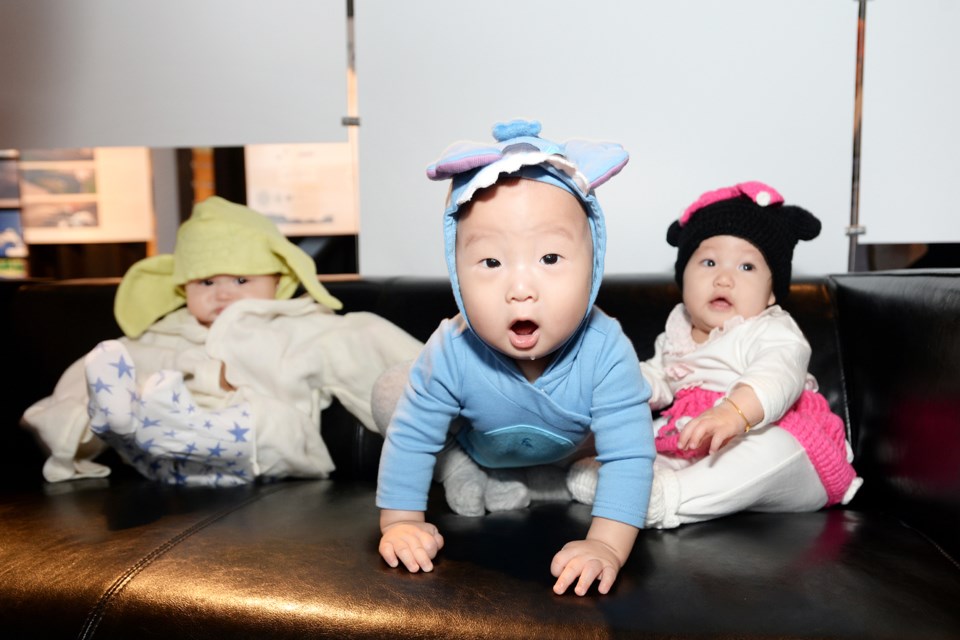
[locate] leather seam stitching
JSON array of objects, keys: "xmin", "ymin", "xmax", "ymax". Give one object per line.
[{"xmin": 76, "ymin": 483, "xmax": 289, "ymax": 640}]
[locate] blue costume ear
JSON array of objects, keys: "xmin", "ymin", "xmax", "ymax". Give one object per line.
[
  {"xmin": 560, "ymin": 139, "xmax": 629, "ymax": 191},
  {"xmin": 427, "ymin": 119, "xmax": 628, "ymax": 196}
]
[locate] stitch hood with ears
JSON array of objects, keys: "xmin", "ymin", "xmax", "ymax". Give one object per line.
[
  {"xmin": 114, "ymin": 196, "xmax": 342, "ymax": 338},
  {"xmin": 427, "ymin": 119, "xmax": 629, "ymax": 327}
]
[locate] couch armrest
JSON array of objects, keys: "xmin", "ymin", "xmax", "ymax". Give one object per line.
[{"xmin": 830, "ymin": 269, "xmax": 960, "ymax": 559}]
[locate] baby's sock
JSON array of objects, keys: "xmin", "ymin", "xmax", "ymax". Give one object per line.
[
  {"xmin": 484, "ymin": 469, "xmax": 530, "ymax": 512},
  {"xmin": 566, "ymin": 456, "xmax": 601, "ymax": 504},
  {"xmin": 644, "ymin": 472, "xmax": 665, "ymax": 528},
  {"xmin": 525, "ymin": 465, "xmax": 572, "ymax": 502},
  {"xmin": 84, "ymin": 340, "xmax": 138, "ymax": 435},
  {"xmin": 134, "ymin": 370, "xmax": 256, "ymax": 486},
  {"xmin": 434, "ymin": 445, "xmax": 487, "ymax": 517},
  {"xmin": 644, "ymin": 464, "xmax": 681, "ymax": 529},
  {"xmin": 83, "ymin": 341, "xmax": 161, "ymax": 479}
]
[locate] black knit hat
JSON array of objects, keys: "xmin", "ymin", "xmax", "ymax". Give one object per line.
[{"xmin": 667, "ymin": 182, "xmax": 821, "ymax": 303}]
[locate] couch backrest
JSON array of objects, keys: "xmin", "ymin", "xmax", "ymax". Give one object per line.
[{"xmin": 7, "ymin": 275, "xmax": 846, "ymax": 487}]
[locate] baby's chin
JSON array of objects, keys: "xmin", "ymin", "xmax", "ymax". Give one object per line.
[{"xmin": 498, "ymin": 341, "xmax": 561, "ymax": 366}]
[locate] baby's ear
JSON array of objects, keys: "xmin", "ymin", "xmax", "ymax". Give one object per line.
[{"xmin": 782, "ymin": 205, "xmax": 822, "ymax": 242}]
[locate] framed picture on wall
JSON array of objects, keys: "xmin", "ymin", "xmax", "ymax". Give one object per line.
[
  {"xmin": 245, "ymin": 143, "xmax": 359, "ymax": 237},
  {"xmin": 0, "ymin": 150, "xmax": 20, "ymax": 208},
  {"xmin": 18, "ymin": 147, "xmax": 154, "ymax": 244},
  {"xmin": 0, "ymin": 207, "xmax": 28, "ymax": 278},
  {"xmin": 0, "ymin": 208, "xmax": 27, "ymax": 258}
]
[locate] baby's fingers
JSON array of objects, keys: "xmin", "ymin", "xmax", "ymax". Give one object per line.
[
  {"xmin": 708, "ymin": 424, "xmax": 742, "ymax": 454},
  {"xmin": 379, "ymin": 528, "xmax": 442, "ymax": 573},
  {"xmin": 379, "ymin": 541, "xmax": 400, "ymax": 569},
  {"xmin": 678, "ymin": 423, "xmax": 703, "ymax": 450},
  {"xmin": 552, "ymin": 559, "xmax": 584, "ymax": 595},
  {"xmin": 571, "ymin": 560, "xmax": 605, "ymax": 596},
  {"xmin": 709, "ymin": 431, "xmax": 729, "ymax": 454},
  {"xmin": 595, "ymin": 565, "xmax": 618, "ymax": 595},
  {"xmin": 553, "ymin": 559, "xmax": 609, "ymax": 596},
  {"xmin": 381, "ymin": 540, "xmax": 433, "ymax": 573},
  {"xmin": 550, "ymin": 546, "xmax": 575, "ymax": 579},
  {"xmin": 397, "ymin": 545, "xmax": 435, "ymax": 573}
]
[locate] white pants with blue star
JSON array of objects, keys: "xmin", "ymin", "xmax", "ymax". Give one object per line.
[{"xmin": 84, "ymin": 340, "xmax": 256, "ymax": 487}]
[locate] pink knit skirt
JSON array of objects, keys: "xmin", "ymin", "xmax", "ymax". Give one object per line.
[{"xmin": 654, "ymin": 387, "xmax": 857, "ymax": 505}]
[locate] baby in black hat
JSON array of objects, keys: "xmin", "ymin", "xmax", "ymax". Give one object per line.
[{"xmin": 567, "ymin": 181, "xmax": 862, "ymax": 528}]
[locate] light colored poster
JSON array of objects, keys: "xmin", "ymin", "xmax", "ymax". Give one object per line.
[
  {"xmin": 19, "ymin": 147, "xmax": 154, "ymax": 244},
  {"xmin": 245, "ymin": 143, "xmax": 359, "ymax": 237},
  {"xmin": 857, "ymin": 2, "xmax": 960, "ymax": 244},
  {"xmin": 0, "ymin": 151, "xmax": 20, "ymax": 208}
]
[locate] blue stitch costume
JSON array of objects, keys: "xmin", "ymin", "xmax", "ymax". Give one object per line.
[{"xmin": 376, "ymin": 121, "xmax": 656, "ymax": 528}]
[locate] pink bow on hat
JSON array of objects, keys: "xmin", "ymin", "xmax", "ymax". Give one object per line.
[{"xmin": 680, "ymin": 181, "xmax": 784, "ymax": 226}]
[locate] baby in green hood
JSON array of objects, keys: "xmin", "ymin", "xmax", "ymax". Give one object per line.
[{"xmin": 22, "ymin": 197, "xmax": 421, "ymax": 486}]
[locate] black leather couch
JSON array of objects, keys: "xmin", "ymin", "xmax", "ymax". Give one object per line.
[{"xmin": 2, "ymin": 271, "xmax": 958, "ymax": 639}]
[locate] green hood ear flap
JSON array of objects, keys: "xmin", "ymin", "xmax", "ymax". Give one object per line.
[
  {"xmin": 114, "ymin": 254, "xmax": 183, "ymax": 338},
  {"xmin": 268, "ymin": 234, "xmax": 343, "ymax": 312}
]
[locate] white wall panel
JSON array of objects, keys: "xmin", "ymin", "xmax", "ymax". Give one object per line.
[
  {"xmin": 0, "ymin": 0, "xmax": 348, "ymax": 149},
  {"xmin": 858, "ymin": 1, "xmax": 960, "ymax": 244},
  {"xmin": 356, "ymin": 0, "xmax": 855, "ymax": 278}
]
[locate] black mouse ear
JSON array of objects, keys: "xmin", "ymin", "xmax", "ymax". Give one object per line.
[
  {"xmin": 666, "ymin": 220, "xmax": 683, "ymax": 247},
  {"xmin": 782, "ymin": 205, "xmax": 821, "ymax": 242}
]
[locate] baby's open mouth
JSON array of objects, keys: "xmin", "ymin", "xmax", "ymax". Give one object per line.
[
  {"xmin": 710, "ymin": 296, "xmax": 733, "ymax": 310},
  {"xmin": 509, "ymin": 319, "xmax": 540, "ymax": 350}
]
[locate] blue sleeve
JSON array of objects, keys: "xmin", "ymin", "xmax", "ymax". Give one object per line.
[
  {"xmin": 376, "ymin": 318, "xmax": 463, "ymax": 512},
  {"xmin": 589, "ymin": 320, "xmax": 656, "ymax": 528}
]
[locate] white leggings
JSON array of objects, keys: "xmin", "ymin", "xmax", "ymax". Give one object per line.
[{"xmin": 651, "ymin": 424, "xmax": 827, "ymax": 528}]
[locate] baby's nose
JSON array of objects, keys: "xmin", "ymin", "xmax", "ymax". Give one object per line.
[{"xmin": 507, "ymin": 271, "xmax": 537, "ymax": 302}]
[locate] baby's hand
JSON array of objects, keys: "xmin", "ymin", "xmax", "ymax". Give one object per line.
[
  {"xmin": 677, "ymin": 404, "xmax": 743, "ymax": 454},
  {"xmin": 219, "ymin": 362, "xmax": 236, "ymax": 391},
  {"xmin": 550, "ymin": 539, "xmax": 623, "ymax": 596},
  {"xmin": 379, "ymin": 519, "xmax": 444, "ymax": 573}
]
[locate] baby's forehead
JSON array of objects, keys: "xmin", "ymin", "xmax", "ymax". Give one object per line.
[
  {"xmin": 457, "ymin": 198, "xmax": 589, "ymax": 236},
  {"xmin": 458, "ymin": 177, "xmax": 587, "ymax": 218}
]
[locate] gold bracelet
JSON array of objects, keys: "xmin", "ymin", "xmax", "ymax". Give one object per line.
[{"xmin": 722, "ymin": 396, "xmax": 752, "ymax": 433}]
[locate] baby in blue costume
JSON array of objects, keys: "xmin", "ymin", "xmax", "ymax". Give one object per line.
[{"xmin": 376, "ymin": 120, "xmax": 655, "ymax": 596}]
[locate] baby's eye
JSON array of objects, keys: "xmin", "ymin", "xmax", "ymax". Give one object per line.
[
  {"xmin": 482, "ymin": 258, "xmax": 501, "ymax": 269},
  {"xmin": 541, "ymin": 254, "xmax": 560, "ymax": 265},
  {"xmin": 201, "ymin": 279, "xmax": 216, "ymax": 286},
  {"xmin": 740, "ymin": 263, "xmax": 755, "ymax": 272},
  {"xmin": 235, "ymin": 276, "xmax": 249, "ymax": 284},
  {"xmin": 700, "ymin": 258, "xmax": 716, "ymax": 267}
]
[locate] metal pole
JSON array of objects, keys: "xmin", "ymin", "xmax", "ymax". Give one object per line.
[{"xmin": 848, "ymin": 0, "xmax": 868, "ymax": 272}]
